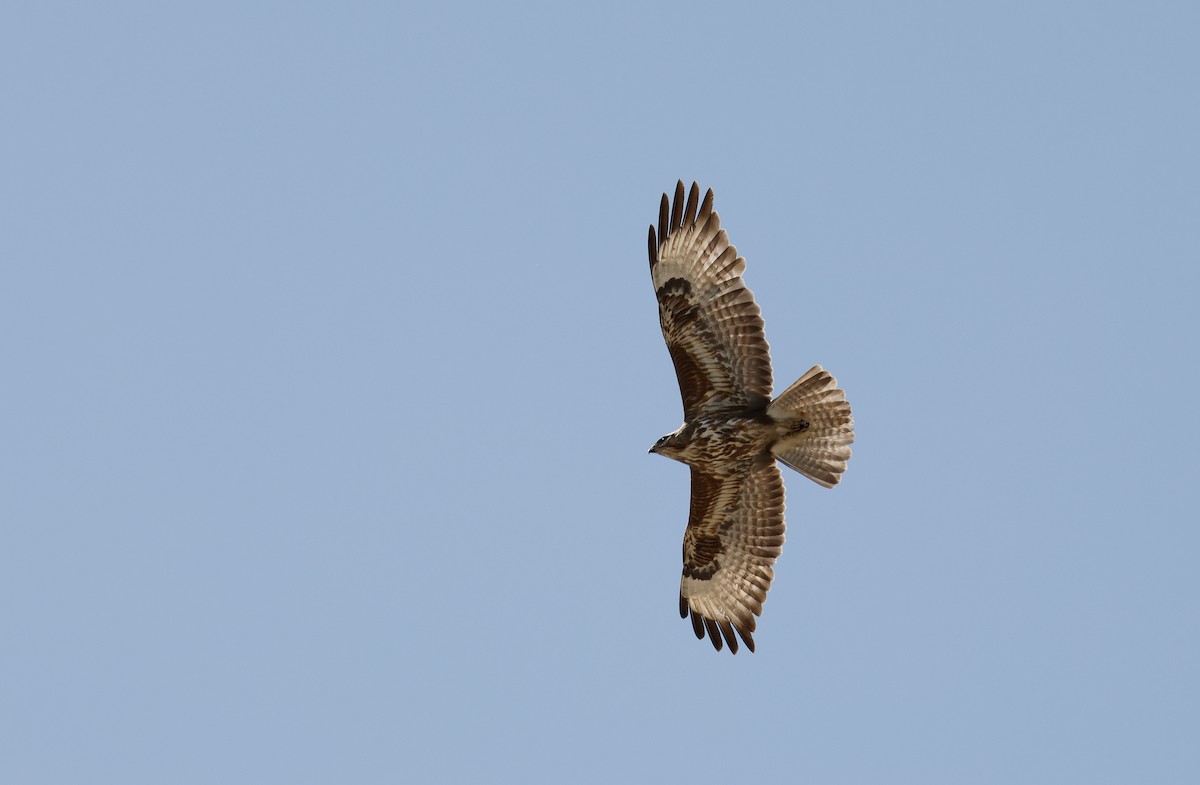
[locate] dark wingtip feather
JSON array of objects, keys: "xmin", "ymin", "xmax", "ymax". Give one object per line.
[
  {"xmin": 684, "ymin": 604, "xmax": 755, "ymax": 654},
  {"xmin": 704, "ymin": 618, "xmax": 723, "ymax": 651},
  {"xmin": 698, "ymin": 188, "xmax": 715, "ymax": 221},
  {"xmin": 718, "ymin": 619, "xmax": 739, "ymax": 654},
  {"xmin": 737, "ymin": 626, "xmax": 756, "ymax": 653},
  {"xmin": 657, "ymin": 194, "xmax": 669, "ymax": 245},
  {"xmin": 683, "ymin": 182, "xmax": 699, "ymax": 226},
  {"xmin": 670, "ymin": 180, "xmax": 685, "ymax": 233},
  {"xmin": 648, "ymin": 225, "xmax": 657, "ymax": 269}
]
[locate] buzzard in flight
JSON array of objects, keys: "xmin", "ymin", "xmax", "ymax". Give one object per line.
[{"xmin": 648, "ymin": 181, "xmax": 854, "ymax": 654}]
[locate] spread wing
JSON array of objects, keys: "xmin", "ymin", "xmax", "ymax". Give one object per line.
[
  {"xmin": 648, "ymin": 181, "xmax": 773, "ymax": 420},
  {"xmin": 679, "ymin": 455, "xmax": 785, "ymax": 653}
]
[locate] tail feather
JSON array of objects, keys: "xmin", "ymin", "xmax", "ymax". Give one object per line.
[{"xmin": 768, "ymin": 365, "xmax": 854, "ymax": 488}]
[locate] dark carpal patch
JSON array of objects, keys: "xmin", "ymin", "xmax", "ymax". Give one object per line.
[{"xmin": 682, "ymin": 533, "xmax": 723, "ymax": 580}]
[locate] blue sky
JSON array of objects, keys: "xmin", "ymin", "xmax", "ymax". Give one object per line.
[{"xmin": 3, "ymin": 2, "xmax": 1198, "ymax": 783}]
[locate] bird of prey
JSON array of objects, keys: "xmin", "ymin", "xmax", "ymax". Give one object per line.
[{"xmin": 647, "ymin": 181, "xmax": 854, "ymax": 654}]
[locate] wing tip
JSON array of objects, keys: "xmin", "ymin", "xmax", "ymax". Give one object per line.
[
  {"xmin": 657, "ymin": 193, "xmax": 670, "ymax": 246},
  {"xmin": 739, "ymin": 627, "xmax": 756, "ymax": 653},
  {"xmin": 699, "ymin": 187, "xmax": 715, "ymax": 222},
  {"xmin": 683, "ymin": 181, "xmax": 700, "ymax": 225},
  {"xmin": 670, "ymin": 180, "xmax": 685, "ymax": 233},
  {"xmin": 690, "ymin": 606, "xmax": 705, "ymax": 640},
  {"xmin": 718, "ymin": 619, "xmax": 740, "ymax": 654},
  {"xmin": 703, "ymin": 617, "xmax": 723, "ymax": 652},
  {"xmin": 656, "ymin": 181, "xmax": 713, "ymax": 239},
  {"xmin": 683, "ymin": 601, "xmax": 757, "ymax": 655}
]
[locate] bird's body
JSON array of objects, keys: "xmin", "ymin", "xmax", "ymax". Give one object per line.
[
  {"xmin": 647, "ymin": 181, "xmax": 855, "ymax": 654},
  {"xmin": 652, "ymin": 413, "xmax": 778, "ymax": 466}
]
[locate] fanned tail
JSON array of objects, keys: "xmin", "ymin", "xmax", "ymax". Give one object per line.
[{"xmin": 767, "ymin": 365, "xmax": 854, "ymax": 488}]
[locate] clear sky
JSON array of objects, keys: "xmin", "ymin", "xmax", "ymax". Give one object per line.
[{"xmin": 3, "ymin": 2, "xmax": 1198, "ymax": 783}]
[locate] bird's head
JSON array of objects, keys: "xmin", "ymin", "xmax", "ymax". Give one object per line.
[{"xmin": 648, "ymin": 426, "xmax": 686, "ymax": 461}]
